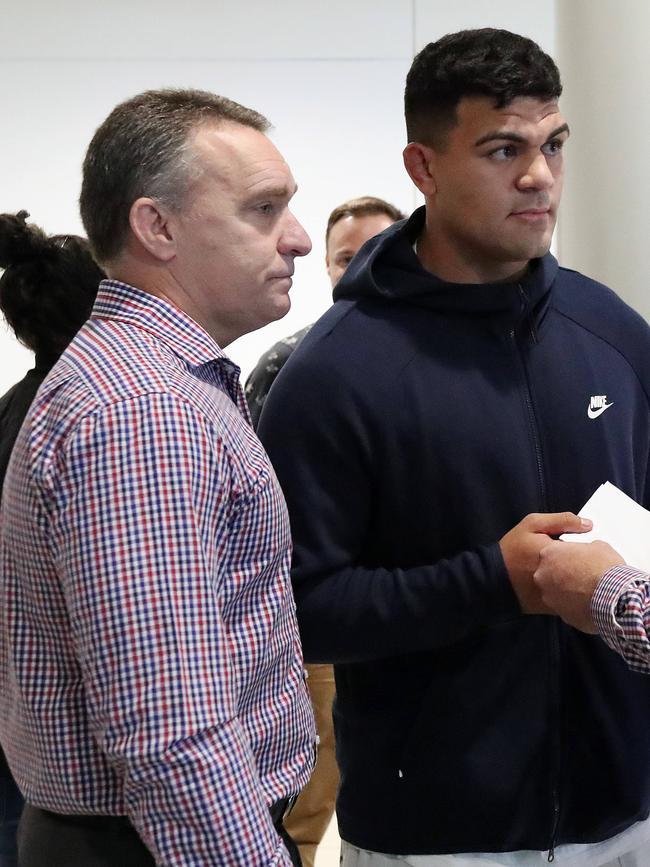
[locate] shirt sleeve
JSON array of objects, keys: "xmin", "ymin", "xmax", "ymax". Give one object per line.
[
  {"xmin": 46, "ymin": 392, "xmax": 293, "ymax": 866},
  {"xmin": 592, "ymin": 565, "xmax": 650, "ymax": 674}
]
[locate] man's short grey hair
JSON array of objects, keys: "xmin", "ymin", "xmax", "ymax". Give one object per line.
[{"xmin": 79, "ymin": 88, "xmax": 270, "ymax": 264}]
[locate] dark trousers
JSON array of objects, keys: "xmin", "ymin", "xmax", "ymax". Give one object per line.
[
  {"xmin": 18, "ymin": 800, "xmax": 301, "ymax": 866},
  {"xmin": 0, "ymin": 768, "xmax": 23, "ymax": 867},
  {"xmin": 270, "ymin": 797, "xmax": 303, "ymax": 867}
]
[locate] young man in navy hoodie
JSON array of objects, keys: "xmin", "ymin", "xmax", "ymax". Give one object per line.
[{"xmin": 258, "ymin": 28, "xmax": 650, "ymax": 867}]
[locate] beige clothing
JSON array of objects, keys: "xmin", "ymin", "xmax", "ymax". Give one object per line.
[{"xmin": 286, "ymin": 664, "xmax": 338, "ymax": 867}]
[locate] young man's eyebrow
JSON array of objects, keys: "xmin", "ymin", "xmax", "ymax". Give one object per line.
[
  {"xmin": 474, "ymin": 122, "xmax": 571, "ymax": 148},
  {"xmin": 474, "ymin": 131, "xmax": 527, "ymax": 147},
  {"xmin": 546, "ymin": 122, "xmax": 570, "ymax": 141}
]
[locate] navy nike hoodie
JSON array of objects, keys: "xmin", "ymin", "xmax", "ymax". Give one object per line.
[{"xmin": 258, "ymin": 207, "xmax": 650, "ymax": 855}]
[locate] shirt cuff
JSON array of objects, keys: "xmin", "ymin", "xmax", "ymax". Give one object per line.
[{"xmin": 591, "ymin": 565, "xmax": 647, "ymax": 647}]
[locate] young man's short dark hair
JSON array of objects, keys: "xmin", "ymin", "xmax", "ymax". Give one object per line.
[{"xmin": 405, "ymin": 28, "xmax": 562, "ymax": 149}]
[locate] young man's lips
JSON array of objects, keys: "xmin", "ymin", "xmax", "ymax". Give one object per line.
[{"xmin": 511, "ymin": 208, "xmax": 550, "ymax": 218}]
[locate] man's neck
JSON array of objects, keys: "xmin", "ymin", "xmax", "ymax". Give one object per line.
[{"xmin": 415, "ymin": 228, "xmax": 530, "ymax": 286}]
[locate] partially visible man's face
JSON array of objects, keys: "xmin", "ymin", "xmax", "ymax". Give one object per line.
[
  {"xmin": 420, "ymin": 96, "xmax": 568, "ymax": 283},
  {"xmin": 169, "ymin": 122, "xmax": 311, "ymax": 346},
  {"xmin": 326, "ymin": 213, "xmax": 396, "ymax": 287}
]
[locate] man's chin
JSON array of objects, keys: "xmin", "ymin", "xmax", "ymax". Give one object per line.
[
  {"xmin": 267, "ymin": 295, "xmax": 292, "ymax": 324},
  {"xmin": 507, "ymin": 236, "xmax": 553, "ymax": 263},
  {"xmin": 532, "ymin": 239, "xmax": 553, "ymax": 260}
]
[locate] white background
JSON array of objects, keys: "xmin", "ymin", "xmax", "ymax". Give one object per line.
[{"xmin": 0, "ymin": 0, "xmax": 562, "ymax": 393}]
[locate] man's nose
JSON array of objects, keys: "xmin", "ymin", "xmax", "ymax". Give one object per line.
[
  {"xmin": 280, "ymin": 211, "xmax": 312, "ymax": 258},
  {"xmin": 517, "ymin": 153, "xmax": 555, "ymax": 191}
]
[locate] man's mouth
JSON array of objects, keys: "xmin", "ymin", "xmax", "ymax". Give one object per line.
[
  {"xmin": 271, "ymin": 268, "xmax": 295, "ymax": 280},
  {"xmin": 510, "ymin": 208, "xmax": 551, "ymax": 221}
]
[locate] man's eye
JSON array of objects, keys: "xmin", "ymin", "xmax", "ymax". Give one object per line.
[
  {"xmin": 258, "ymin": 203, "xmax": 275, "ymax": 215},
  {"xmin": 489, "ymin": 144, "xmax": 517, "ymax": 161},
  {"xmin": 541, "ymin": 139, "xmax": 565, "ymax": 156}
]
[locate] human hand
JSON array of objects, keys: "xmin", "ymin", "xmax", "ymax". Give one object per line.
[
  {"xmin": 533, "ymin": 539, "xmax": 625, "ymax": 633},
  {"xmin": 499, "ymin": 512, "xmax": 592, "ymax": 614}
]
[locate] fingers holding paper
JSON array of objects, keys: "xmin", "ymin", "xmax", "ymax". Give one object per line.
[
  {"xmin": 533, "ymin": 540, "xmax": 625, "ymax": 633},
  {"xmin": 499, "ymin": 512, "xmax": 592, "ymax": 615}
]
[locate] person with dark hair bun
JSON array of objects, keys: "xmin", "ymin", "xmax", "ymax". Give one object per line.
[
  {"xmin": 0, "ymin": 211, "xmax": 104, "ymax": 866},
  {"xmin": 0, "ymin": 211, "xmax": 105, "ymax": 482}
]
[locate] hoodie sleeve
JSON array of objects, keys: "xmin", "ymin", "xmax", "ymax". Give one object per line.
[{"xmin": 258, "ymin": 332, "xmax": 520, "ymax": 665}]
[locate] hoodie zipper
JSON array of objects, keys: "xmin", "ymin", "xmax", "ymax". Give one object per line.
[
  {"xmin": 509, "ymin": 294, "xmax": 561, "ymax": 860},
  {"xmin": 546, "ymin": 617, "xmax": 562, "ymax": 862},
  {"xmin": 511, "ymin": 288, "xmax": 546, "ymax": 509}
]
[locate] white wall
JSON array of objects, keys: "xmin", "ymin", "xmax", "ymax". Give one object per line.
[
  {"xmin": 0, "ymin": 0, "xmax": 555, "ymax": 393},
  {"xmin": 556, "ymin": 0, "xmax": 650, "ymax": 321}
]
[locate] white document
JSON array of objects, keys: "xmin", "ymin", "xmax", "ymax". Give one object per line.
[{"xmin": 560, "ymin": 481, "xmax": 650, "ymax": 571}]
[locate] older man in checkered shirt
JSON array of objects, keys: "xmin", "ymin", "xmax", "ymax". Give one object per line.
[{"xmin": 0, "ymin": 89, "xmax": 315, "ymax": 867}]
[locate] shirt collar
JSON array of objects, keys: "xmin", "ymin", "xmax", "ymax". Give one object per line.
[{"xmin": 91, "ymin": 279, "xmax": 232, "ymax": 370}]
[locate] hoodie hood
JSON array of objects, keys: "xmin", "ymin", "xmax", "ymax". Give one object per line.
[{"xmin": 333, "ymin": 205, "xmax": 559, "ymax": 334}]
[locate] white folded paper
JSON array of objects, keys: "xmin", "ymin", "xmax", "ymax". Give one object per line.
[{"xmin": 560, "ymin": 481, "xmax": 650, "ymax": 571}]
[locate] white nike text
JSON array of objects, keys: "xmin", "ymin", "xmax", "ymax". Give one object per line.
[{"xmin": 588, "ymin": 395, "xmax": 613, "ymax": 419}]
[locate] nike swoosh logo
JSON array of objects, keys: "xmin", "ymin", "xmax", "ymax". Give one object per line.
[{"xmin": 587, "ymin": 401, "xmax": 613, "ymax": 419}]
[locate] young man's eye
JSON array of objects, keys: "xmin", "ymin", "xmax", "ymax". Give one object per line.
[
  {"xmin": 489, "ymin": 144, "xmax": 517, "ymax": 161},
  {"xmin": 258, "ymin": 202, "xmax": 275, "ymax": 215},
  {"xmin": 541, "ymin": 138, "xmax": 565, "ymax": 156}
]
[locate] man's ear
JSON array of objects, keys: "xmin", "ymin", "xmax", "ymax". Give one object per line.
[
  {"xmin": 403, "ymin": 142, "xmax": 437, "ymax": 197},
  {"xmin": 129, "ymin": 197, "xmax": 176, "ymax": 262}
]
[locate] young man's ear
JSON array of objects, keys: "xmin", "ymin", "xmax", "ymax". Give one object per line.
[
  {"xmin": 129, "ymin": 197, "xmax": 176, "ymax": 262},
  {"xmin": 403, "ymin": 142, "xmax": 438, "ymax": 197}
]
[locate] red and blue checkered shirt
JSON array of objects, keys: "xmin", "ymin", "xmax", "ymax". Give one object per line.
[
  {"xmin": 0, "ymin": 280, "xmax": 315, "ymax": 865},
  {"xmin": 593, "ymin": 565, "xmax": 650, "ymax": 673}
]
